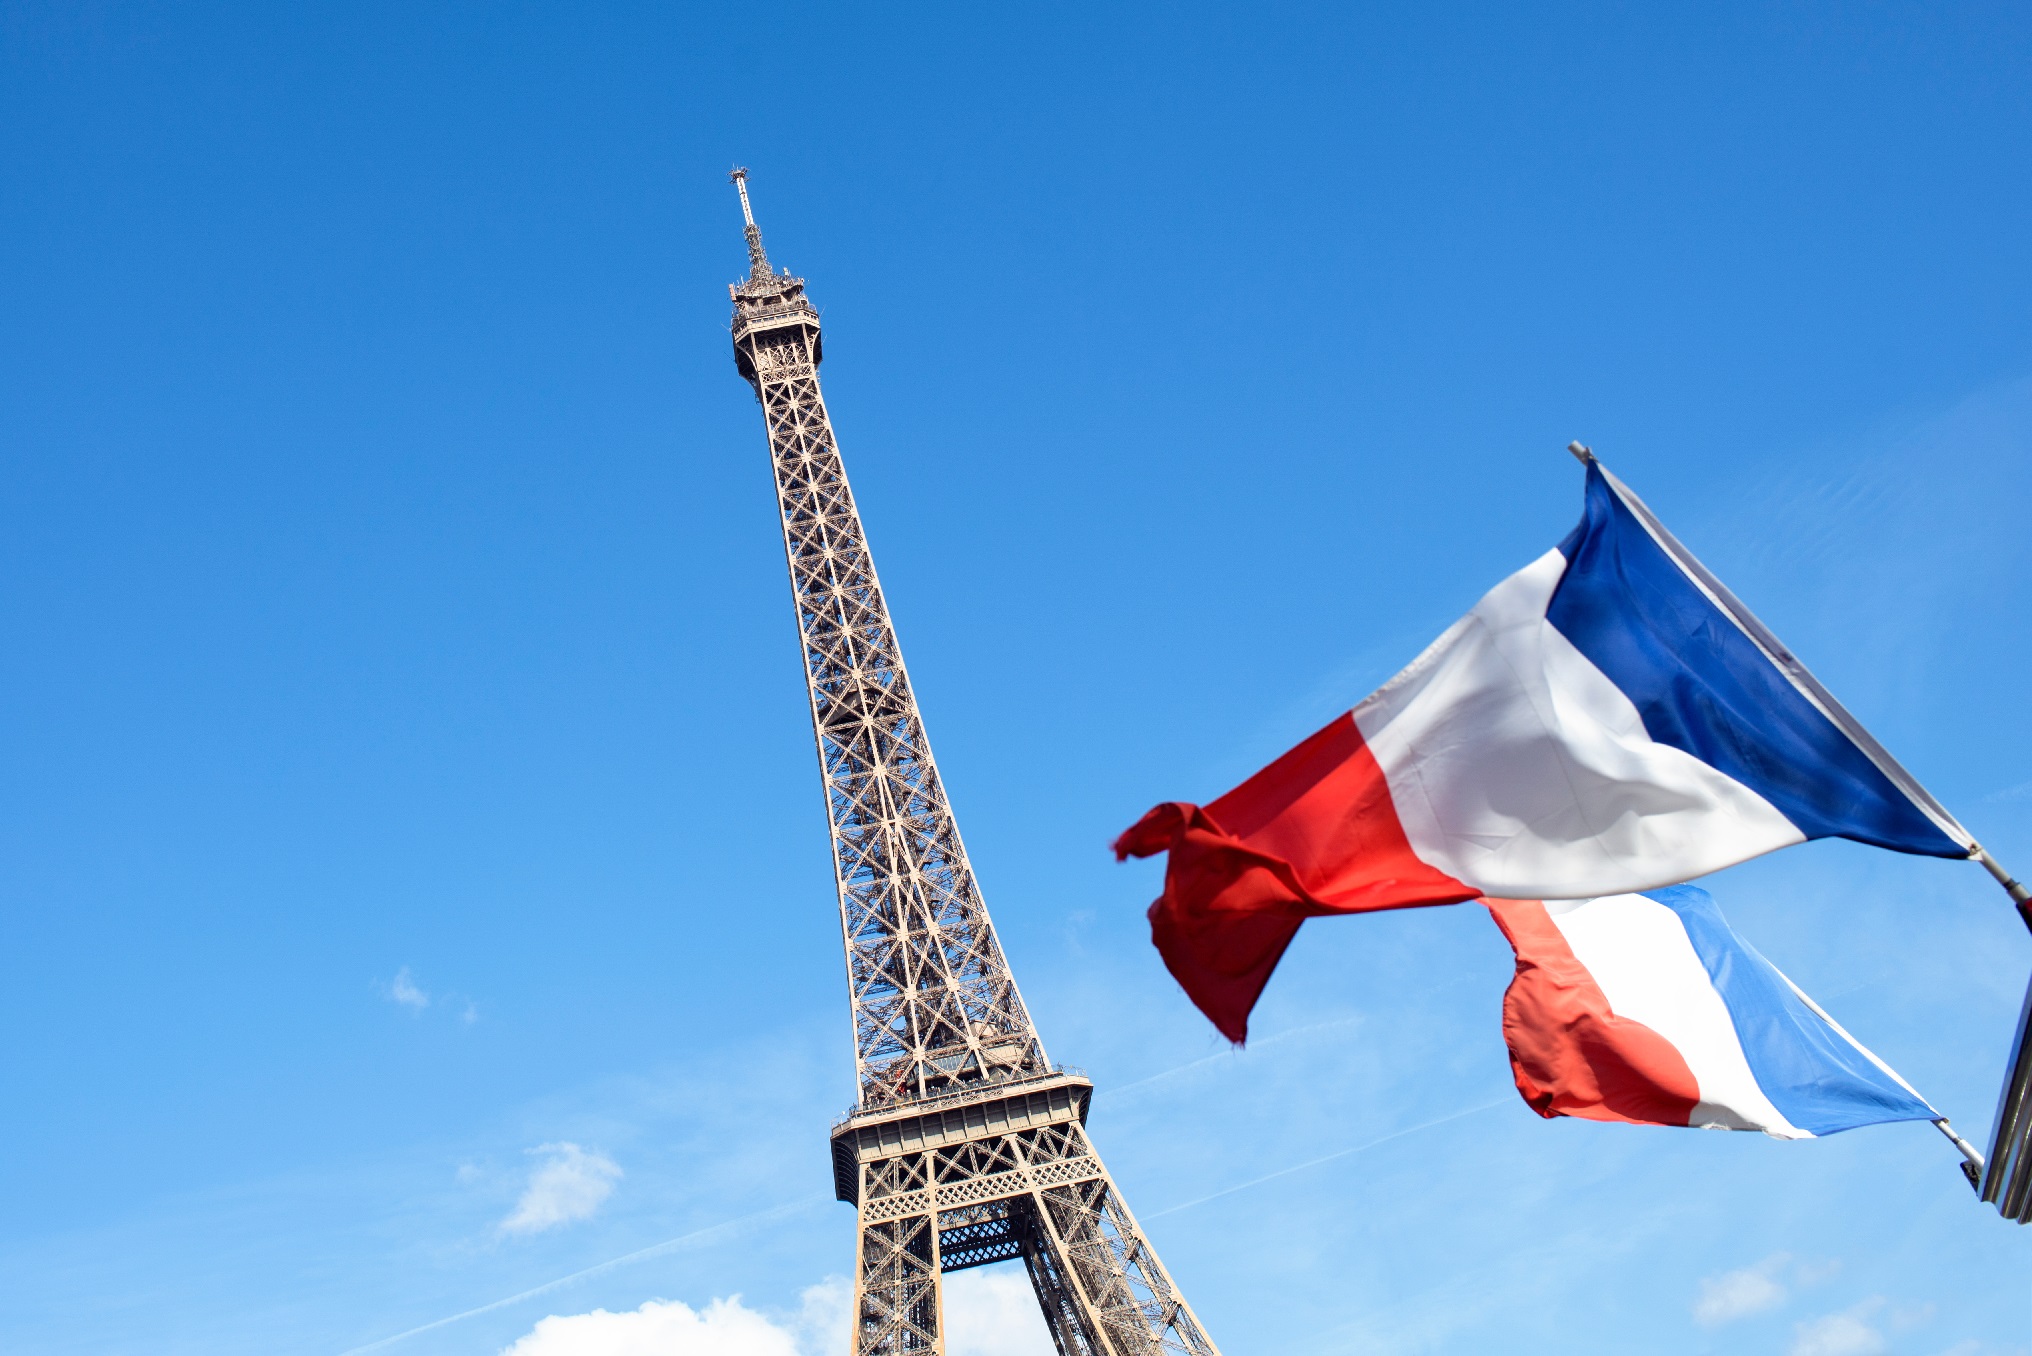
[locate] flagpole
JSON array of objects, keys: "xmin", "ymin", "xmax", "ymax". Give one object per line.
[
  {"xmin": 1776, "ymin": 955, "xmax": 1989, "ymax": 1189},
  {"xmin": 1973, "ymin": 847, "xmax": 2032, "ymax": 936},
  {"xmin": 1933, "ymin": 1119, "xmax": 1988, "ymax": 1187}
]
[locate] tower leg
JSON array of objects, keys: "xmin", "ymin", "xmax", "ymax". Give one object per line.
[
  {"xmin": 1031, "ymin": 1175, "xmax": 1219, "ymax": 1356},
  {"xmin": 1012, "ymin": 1195, "xmax": 1104, "ymax": 1356},
  {"xmin": 854, "ymin": 1209, "xmax": 944, "ymax": 1355}
]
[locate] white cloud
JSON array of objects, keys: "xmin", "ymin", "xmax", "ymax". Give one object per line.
[
  {"xmin": 503, "ymin": 1281, "xmax": 845, "ymax": 1356},
  {"xmin": 500, "ymin": 1143, "xmax": 623, "ymax": 1236},
  {"xmin": 1791, "ymin": 1299, "xmax": 1888, "ymax": 1356},
  {"xmin": 500, "ymin": 1270, "xmax": 1057, "ymax": 1356},
  {"xmin": 501, "ymin": 1296, "xmax": 801, "ymax": 1356},
  {"xmin": 795, "ymin": 1279, "xmax": 851, "ymax": 1353},
  {"xmin": 384, "ymin": 967, "xmax": 430, "ymax": 1011},
  {"xmin": 1694, "ymin": 1253, "xmax": 1791, "ymax": 1326},
  {"xmin": 942, "ymin": 1266, "xmax": 1056, "ymax": 1356}
]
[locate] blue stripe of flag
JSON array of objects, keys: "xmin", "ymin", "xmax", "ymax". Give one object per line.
[
  {"xmin": 1548, "ymin": 464, "xmax": 1963, "ymax": 858},
  {"xmin": 1646, "ymin": 885, "xmax": 1935, "ymax": 1136}
]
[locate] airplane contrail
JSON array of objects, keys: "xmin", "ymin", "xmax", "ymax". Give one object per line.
[
  {"xmin": 338, "ymin": 1037, "xmax": 1484, "ymax": 1350},
  {"xmin": 335, "ymin": 1194, "xmax": 828, "ymax": 1355},
  {"xmin": 1144, "ymin": 1098, "xmax": 1512, "ymax": 1219},
  {"xmin": 1106, "ymin": 1016, "xmax": 1366, "ymax": 1099}
]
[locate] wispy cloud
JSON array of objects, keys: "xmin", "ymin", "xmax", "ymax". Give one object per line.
[
  {"xmin": 1695, "ymin": 1252, "xmax": 1791, "ymax": 1326},
  {"xmin": 1793, "ymin": 1257, "xmax": 1843, "ymax": 1286},
  {"xmin": 377, "ymin": 968, "xmax": 484, "ymax": 1024},
  {"xmin": 382, "ymin": 967, "xmax": 430, "ymax": 1011},
  {"xmin": 1693, "ymin": 1252, "xmax": 1844, "ymax": 1327},
  {"xmin": 1791, "ymin": 1298, "xmax": 1888, "ymax": 1356},
  {"xmin": 1929, "ymin": 1342, "xmax": 1992, "ymax": 1356},
  {"xmin": 499, "ymin": 1143, "xmax": 622, "ymax": 1237}
]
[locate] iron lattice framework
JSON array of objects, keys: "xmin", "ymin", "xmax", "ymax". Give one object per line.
[{"xmin": 727, "ymin": 169, "xmax": 1222, "ymax": 1356}]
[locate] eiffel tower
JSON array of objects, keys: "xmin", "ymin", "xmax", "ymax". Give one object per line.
[{"xmin": 725, "ymin": 170, "xmax": 1223, "ymax": 1356}]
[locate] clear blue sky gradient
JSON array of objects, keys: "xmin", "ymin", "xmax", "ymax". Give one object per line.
[{"xmin": 2, "ymin": 3, "xmax": 2030, "ymax": 1352}]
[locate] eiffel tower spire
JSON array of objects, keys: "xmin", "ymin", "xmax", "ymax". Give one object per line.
[
  {"xmin": 727, "ymin": 172, "xmax": 1223, "ymax": 1356},
  {"xmin": 730, "ymin": 166, "xmax": 773, "ymax": 283}
]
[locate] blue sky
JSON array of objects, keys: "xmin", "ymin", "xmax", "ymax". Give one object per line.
[{"xmin": 2, "ymin": 2, "xmax": 2029, "ymax": 1352}]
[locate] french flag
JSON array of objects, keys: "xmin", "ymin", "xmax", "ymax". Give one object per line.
[
  {"xmin": 1116, "ymin": 458, "xmax": 1974, "ymax": 1043},
  {"xmin": 1485, "ymin": 886, "xmax": 1936, "ymax": 1138}
]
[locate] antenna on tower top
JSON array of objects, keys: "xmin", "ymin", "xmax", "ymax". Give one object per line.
[
  {"xmin": 730, "ymin": 166, "xmax": 756, "ymax": 225},
  {"xmin": 729, "ymin": 166, "xmax": 772, "ymax": 282}
]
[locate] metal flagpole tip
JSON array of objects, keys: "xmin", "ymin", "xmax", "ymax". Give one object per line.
[{"xmin": 1567, "ymin": 441, "xmax": 1595, "ymax": 464}]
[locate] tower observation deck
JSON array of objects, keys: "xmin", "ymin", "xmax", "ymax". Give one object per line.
[{"xmin": 726, "ymin": 169, "xmax": 1223, "ymax": 1356}]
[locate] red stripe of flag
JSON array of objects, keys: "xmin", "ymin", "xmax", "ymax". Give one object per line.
[
  {"xmin": 1483, "ymin": 898, "xmax": 1703, "ymax": 1126},
  {"xmin": 1114, "ymin": 714, "xmax": 1474, "ymax": 1042}
]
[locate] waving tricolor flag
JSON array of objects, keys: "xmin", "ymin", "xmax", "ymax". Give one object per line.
[
  {"xmin": 1486, "ymin": 885, "xmax": 1941, "ymax": 1140},
  {"xmin": 1116, "ymin": 456, "xmax": 1977, "ymax": 1040},
  {"xmin": 1116, "ymin": 451, "xmax": 2032, "ymax": 1218}
]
